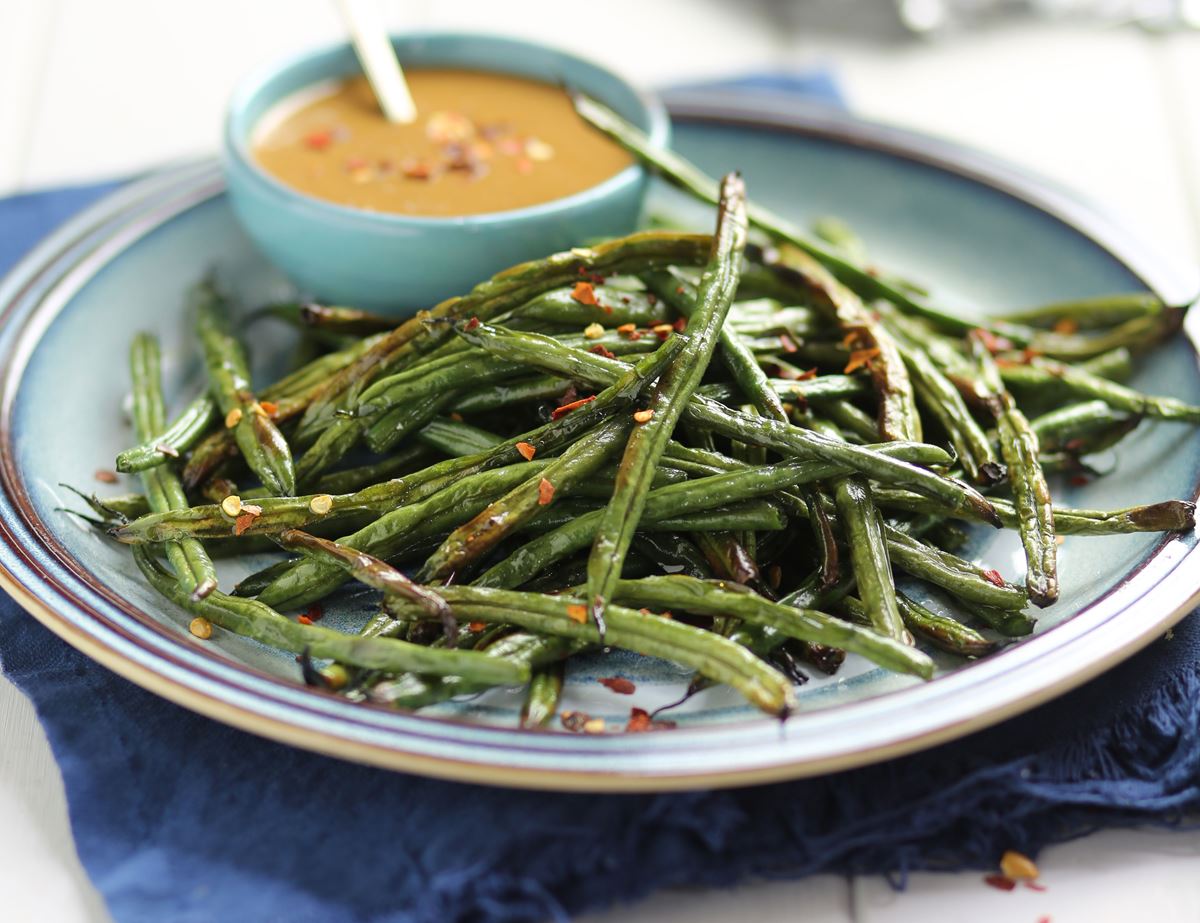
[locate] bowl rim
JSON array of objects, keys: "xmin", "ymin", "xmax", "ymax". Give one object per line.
[{"xmin": 222, "ymin": 30, "xmax": 669, "ymax": 227}]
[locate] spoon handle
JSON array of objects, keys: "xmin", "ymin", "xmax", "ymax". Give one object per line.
[{"xmin": 336, "ymin": 0, "xmax": 418, "ymax": 123}]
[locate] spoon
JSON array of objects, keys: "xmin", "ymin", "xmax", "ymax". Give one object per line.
[{"xmin": 335, "ymin": 0, "xmax": 418, "ymax": 123}]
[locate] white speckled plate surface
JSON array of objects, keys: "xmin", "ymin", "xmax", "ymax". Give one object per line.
[{"xmin": 1, "ymin": 93, "xmax": 1198, "ymax": 790}]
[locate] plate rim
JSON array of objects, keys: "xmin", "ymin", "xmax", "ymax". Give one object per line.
[{"xmin": 1, "ymin": 95, "xmax": 1198, "ymax": 792}]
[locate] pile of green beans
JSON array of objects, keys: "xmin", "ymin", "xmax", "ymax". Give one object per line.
[{"xmin": 84, "ymin": 110, "xmax": 1198, "ymax": 730}]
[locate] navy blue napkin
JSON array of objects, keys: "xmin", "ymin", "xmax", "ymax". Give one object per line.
[{"xmin": 2, "ymin": 79, "xmax": 1200, "ymax": 923}]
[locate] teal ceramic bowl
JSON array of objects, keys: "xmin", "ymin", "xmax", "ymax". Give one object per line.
[{"xmin": 222, "ymin": 33, "xmax": 668, "ymax": 312}]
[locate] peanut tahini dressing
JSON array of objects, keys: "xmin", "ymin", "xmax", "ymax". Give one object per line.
[{"xmin": 253, "ymin": 70, "xmax": 632, "ymax": 217}]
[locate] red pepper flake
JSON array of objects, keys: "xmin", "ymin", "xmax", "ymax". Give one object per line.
[
  {"xmin": 589, "ymin": 344, "xmax": 617, "ymax": 360},
  {"xmin": 449, "ymin": 412, "xmax": 464, "ymax": 422},
  {"xmin": 464, "ymin": 316, "xmax": 481, "ymax": 331},
  {"xmin": 599, "ymin": 677, "xmax": 636, "ymax": 694},
  {"xmin": 1025, "ymin": 881, "xmax": 1048, "ymax": 892},
  {"xmin": 344, "ymin": 155, "xmax": 367, "ymax": 171},
  {"xmin": 982, "ymin": 568, "xmax": 1005, "ymax": 587},
  {"xmin": 675, "ymin": 285, "xmax": 685, "ymax": 295},
  {"xmin": 1037, "ymin": 917, "xmax": 1052, "ymax": 923},
  {"xmin": 1069, "ymin": 474, "xmax": 1090, "ymax": 487},
  {"xmin": 259, "ymin": 400, "xmax": 279, "ymax": 416},
  {"xmin": 515, "ymin": 441, "xmax": 536, "ymax": 461},
  {"xmin": 303, "ymin": 604, "xmax": 324, "ymax": 622},
  {"xmin": 844, "ymin": 347, "xmax": 881, "ymax": 374},
  {"xmin": 797, "ymin": 367, "xmax": 819, "ymax": 381},
  {"xmin": 537, "ymin": 478, "xmax": 556, "ymax": 505},
  {"xmin": 234, "ymin": 512, "xmax": 257, "ymax": 536},
  {"xmin": 550, "ymin": 395, "xmax": 596, "ymax": 419},
  {"xmin": 468, "ymin": 620, "xmax": 487, "ymax": 632},
  {"xmin": 401, "ymin": 158, "xmax": 434, "ymax": 180},
  {"xmin": 621, "ymin": 295, "xmax": 632, "ymax": 304},
  {"xmin": 1021, "ymin": 347, "xmax": 1041, "ymax": 364},
  {"xmin": 297, "ymin": 614, "xmax": 314, "ymax": 625},
  {"xmin": 974, "ymin": 328, "xmax": 1014, "ymax": 354},
  {"xmin": 626, "ymin": 707, "xmax": 677, "ymax": 733},
  {"xmin": 303, "ymin": 129, "xmax": 335, "ymax": 150},
  {"xmin": 94, "ymin": 469, "xmax": 119, "ymax": 484},
  {"xmin": 779, "ymin": 333, "xmax": 799, "ymax": 354},
  {"xmin": 1052, "ymin": 318, "xmax": 1078, "ymax": 335},
  {"xmin": 616, "ymin": 323, "xmax": 637, "ymax": 337},
  {"xmin": 565, "ymin": 604, "xmax": 588, "ymax": 623},
  {"xmin": 983, "ymin": 874, "xmax": 1016, "ymax": 891},
  {"xmin": 841, "ymin": 331, "xmax": 864, "ymax": 348},
  {"xmin": 673, "ymin": 317, "xmax": 687, "ymax": 333},
  {"xmin": 652, "ymin": 323, "xmax": 674, "ymax": 341},
  {"xmin": 515, "ymin": 156, "xmax": 534, "ymax": 175},
  {"xmin": 571, "ymin": 281, "xmax": 598, "ymax": 306}
]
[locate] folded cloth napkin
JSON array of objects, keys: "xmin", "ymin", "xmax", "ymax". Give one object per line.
[{"xmin": 2, "ymin": 78, "xmax": 1200, "ymax": 923}]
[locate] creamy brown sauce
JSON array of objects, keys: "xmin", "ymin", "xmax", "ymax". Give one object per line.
[{"xmin": 252, "ymin": 69, "xmax": 632, "ymax": 217}]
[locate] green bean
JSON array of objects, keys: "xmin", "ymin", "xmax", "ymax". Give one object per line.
[
  {"xmin": 965, "ymin": 602, "xmax": 1037, "ymax": 637},
  {"xmin": 871, "ymin": 487, "xmax": 1195, "ymax": 535},
  {"xmin": 116, "ymin": 393, "xmax": 216, "ymax": 473},
  {"xmin": 585, "ymin": 174, "xmax": 750, "ymax": 628},
  {"xmin": 361, "ymin": 357, "xmax": 527, "ymax": 454},
  {"xmin": 450, "ymin": 376, "xmax": 571, "ymax": 413},
  {"xmin": 835, "ymin": 477, "xmax": 908, "ymax": 641},
  {"xmin": 608, "ymin": 575, "xmax": 932, "ymax": 678},
  {"xmin": 695, "ymin": 376, "xmax": 869, "ymax": 406},
  {"xmin": 58, "ymin": 486, "xmax": 150, "ymax": 523},
  {"xmin": 129, "ymin": 334, "xmax": 216, "ymax": 593},
  {"xmin": 767, "ymin": 244, "xmax": 921, "ymax": 442},
  {"xmin": 521, "ymin": 662, "xmax": 566, "ymax": 728},
  {"xmin": 1029, "ymin": 400, "xmax": 1132, "ymax": 450},
  {"xmin": 693, "ymin": 529, "xmax": 762, "ymax": 589},
  {"xmin": 193, "ymin": 279, "xmax": 296, "ymax": 495},
  {"xmin": 972, "ymin": 334, "xmax": 1057, "ymax": 607},
  {"xmin": 294, "ymin": 230, "xmax": 711, "ymax": 443},
  {"xmin": 253, "ymin": 301, "xmax": 397, "ymax": 337},
  {"xmin": 511, "ymin": 285, "xmax": 665, "ymax": 327},
  {"xmin": 1025, "ymin": 313, "xmax": 1182, "ymax": 360},
  {"xmin": 645, "ymin": 269, "xmax": 787, "ymax": 422},
  {"xmin": 386, "ymin": 585, "xmax": 796, "ymax": 717},
  {"xmin": 1022, "ymin": 355, "xmax": 1200, "ymax": 423},
  {"xmin": 277, "ymin": 529, "xmax": 449, "ymax": 622},
  {"xmin": 994, "ymin": 292, "xmax": 1166, "ymax": 329},
  {"xmin": 311, "ymin": 445, "xmax": 435, "ymax": 496},
  {"xmin": 131, "ymin": 546, "xmax": 522, "ymax": 684},
  {"xmin": 416, "ymin": 418, "xmax": 503, "ymax": 455},
  {"xmin": 883, "ymin": 524, "xmax": 1028, "ymax": 610},
  {"xmin": 419, "ymin": 415, "xmax": 633, "ymax": 582},
  {"xmin": 892, "ymin": 331, "xmax": 1004, "ymax": 484},
  {"xmin": 841, "ymin": 593, "xmax": 997, "ymax": 658}
]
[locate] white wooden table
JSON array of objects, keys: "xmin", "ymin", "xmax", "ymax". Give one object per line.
[{"xmin": 2, "ymin": 2, "xmax": 1199, "ymax": 919}]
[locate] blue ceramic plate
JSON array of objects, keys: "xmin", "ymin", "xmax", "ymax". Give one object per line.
[{"xmin": 2, "ymin": 93, "xmax": 1198, "ymax": 791}]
